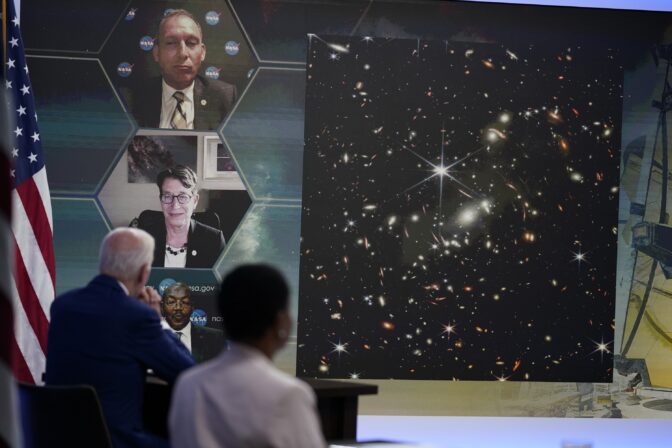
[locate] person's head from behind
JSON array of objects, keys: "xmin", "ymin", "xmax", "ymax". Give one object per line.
[
  {"xmin": 161, "ymin": 282, "xmax": 193, "ymax": 331},
  {"xmin": 99, "ymin": 228, "xmax": 155, "ymax": 296},
  {"xmin": 218, "ymin": 264, "xmax": 290, "ymax": 357},
  {"xmin": 157, "ymin": 165, "xmax": 199, "ymax": 231},
  {"xmin": 153, "ymin": 9, "xmax": 206, "ymax": 90}
]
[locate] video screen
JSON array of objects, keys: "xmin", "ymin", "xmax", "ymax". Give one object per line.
[
  {"xmin": 298, "ymin": 36, "xmax": 621, "ymax": 381},
  {"xmin": 26, "ymin": 0, "xmax": 672, "ymax": 416}
]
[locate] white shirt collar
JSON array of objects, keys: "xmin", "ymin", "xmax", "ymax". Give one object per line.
[
  {"xmin": 161, "ymin": 78, "xmax": 195, "ymax": 105},
  {"xmin": 226, "ymin": 341, "xmax": 270, "ymax": 363},
  {"xmin": 117, "ymin": 280, "xmax": 129, "ymax": 296}
]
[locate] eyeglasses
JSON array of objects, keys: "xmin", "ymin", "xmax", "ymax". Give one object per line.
[{"xmin": 160, "ymin": 193, "xmax": 193, "ymax": 204}]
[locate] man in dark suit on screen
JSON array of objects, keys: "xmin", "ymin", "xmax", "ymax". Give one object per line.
[
  {"xmin": 126, "ymin": 9, "xmax": 236, "ymax": 130},
  {"xmin": 161, "ymin": 281, "xmax": 225, "ymax": 363},
  {"xmin": 45, "ymin": 228, "xmax": 194, "ymax": 448}
]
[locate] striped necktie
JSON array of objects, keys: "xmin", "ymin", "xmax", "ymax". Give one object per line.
[{"xmin": 171, "ymin": 91, "xmax": 188, "ymax": 129}]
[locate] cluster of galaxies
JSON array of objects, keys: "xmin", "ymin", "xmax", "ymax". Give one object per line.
[{"xmin": 298, "ymin": 36, "xmax": 621, "ymax": 382}]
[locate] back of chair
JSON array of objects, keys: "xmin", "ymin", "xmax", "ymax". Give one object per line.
[{"xmin": 19, "ymin": 383, "xmax": 113, "ymax": 448}]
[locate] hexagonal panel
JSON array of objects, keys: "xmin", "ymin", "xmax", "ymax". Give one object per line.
[
  {"xmin": 216, "ymin": 203, "xmax": 301, "ymax": 322},
  {"xmin": 29, "ymin": 57, "xmax": 134, "ymax": 195},
  {"xmin": 98, "ymin": 130, "xmax": 251, "ymax": 270},
  {"xmin": 222, "ymin": 68, "xmax": 305, "ymax": 200},
  {"xmin": 52, "ymin": 198, "xmax": 110, "ymax": 295},
  {"xmin": 229, "ymin": 0, "xmax": 367, "ymax": 63},
  {"xmin": 23, "ymin": 0, "xmax": 127, "ymax": 53},
  {"xmin": 100, "ymin": 2, "xmax": 257, "ymax": 131}
]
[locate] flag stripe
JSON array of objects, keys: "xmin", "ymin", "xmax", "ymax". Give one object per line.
[
  {"xmin": 33, "ymin": 167, "xmax": 53, "ymax": 231},
  {"xmin": 12, "ymin": 236, "xmax": 49, "ymax": 353},
  {"xmin": 9, "ymin": 334, "xmax": 32, "ymax": 385},
  {"xmin": 12, "ymin": 187, "xmax": 54, "ymax": 318},
  {"xmin": 16, "ymin": 173, "xmax": 55, "ymax": 283},
  {"xmin": 10, "ymin": 276, "xmax": 44, "ymax": 384}
]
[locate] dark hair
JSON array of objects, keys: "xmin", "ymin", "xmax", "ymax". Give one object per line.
[
  {"xmin": 156, "ymin": 9, "xmax": 203, "ymax": 43},
  {"xmin": 218, "ymin": 264, "xmax": 289, "ymax": 342},
  {"xmin": 156, "ymin": 165, "xmax": 198, "ymax": 194}
]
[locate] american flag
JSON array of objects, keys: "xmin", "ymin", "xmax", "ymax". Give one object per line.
[{"xmin": 3, "ymin": 0, "xmax": 55, "ymax": 390}]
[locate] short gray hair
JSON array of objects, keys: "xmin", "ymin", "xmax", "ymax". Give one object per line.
[{"xmin": 99, "ymin": 228, "xmax": 155, "ymax": 281}]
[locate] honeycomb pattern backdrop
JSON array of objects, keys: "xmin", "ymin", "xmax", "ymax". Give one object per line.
[{"xmin": 22, "ymin": 0, "xmax": 672, "ymax": 415}]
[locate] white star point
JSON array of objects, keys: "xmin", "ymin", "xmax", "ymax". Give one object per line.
[
  {"xmin": 329, "ymin": 340, "xmax": 349, "ymax": 356},
  {"xmin": 9, "ymin": 37, "xmax": 19, "ymax": 48},
  {"xmin": 20, "ymin": 84, "xmax": 30, "ymax": 95},
  {"xmin": 28, "ymin": 153, "xmax": 38, "ymax": 163},
  {"xmin": 6, "ymin": 58, "xmax": 15, "ymax": 69},
  {"xmin": 11, "ymin": 148, "xmax": 19, "ymax": 158},
  {"xmin": 30, "ymin": 132, "xmax": 40, "ymax": 143},
  {"xmin": 13, "ymin": 126, "xmax": 23, "ymax": 137},
  {"xmin": 17, "ymin": 105, "xmax": 26, "ymax": 116}
]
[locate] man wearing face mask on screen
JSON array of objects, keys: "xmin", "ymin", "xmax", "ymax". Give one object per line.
[{"xmin": 126, "ymin": 9, "xmax": 237, "ymax": 130}]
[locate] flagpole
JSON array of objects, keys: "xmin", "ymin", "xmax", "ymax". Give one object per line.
[{"xmin": 2, "ymin": 0, "xmax": 6, "ymax": 78}]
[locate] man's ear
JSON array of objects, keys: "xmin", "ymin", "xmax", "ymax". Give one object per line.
[
  {"xmin": 200, "ymin": 43, "xmax": 206, "ymax": 62},
  {"xmin": 275, "ymin": 310, "xmax": 291, "ymax": 342}
]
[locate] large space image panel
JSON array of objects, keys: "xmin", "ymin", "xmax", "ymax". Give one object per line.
[{"xmin": 298, "ymin": 36, "xmax": 622, "ymax": 382}]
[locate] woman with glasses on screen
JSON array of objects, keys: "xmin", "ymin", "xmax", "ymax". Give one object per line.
[{"xmin": 142, "ymin": 165, "xmax": 225, "ymax": 268}]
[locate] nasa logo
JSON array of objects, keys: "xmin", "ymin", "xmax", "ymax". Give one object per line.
[
  {"xmin": 190, "ymin": 308, "xmax": 208, "ymax": 327},
  {"xmin": 225, "ymin": 41, "xmax": 240, "ymax": 56},
  {"xmin": 205, "ymin": 66, "xmax": 221, "ymax": 80},
  {"xmin": 139, "ymin": 36, "xmax": 154, "ymax": 52},
  {"xmin": 158, "ymin": 278, "xmax": 177, "ymax": 294},
  {"xmin": 205, "ymin": 11, "xmax": 220, "ymax": 26},
  {"xmin": 125, "ymin": 8, "xmax": 137, "ymax": 21},
  {"xmin": 117, "ymin": 62, "xmax": 133, "ymax": 78}
]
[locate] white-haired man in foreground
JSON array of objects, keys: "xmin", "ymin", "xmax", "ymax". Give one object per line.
[{"xmin": 46, "ymin": 227, "xmax": 194, "ymax": 448}]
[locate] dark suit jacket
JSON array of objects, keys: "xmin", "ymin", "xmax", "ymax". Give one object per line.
[
  {"xmin": 124, "ymin": 75, "xmax": 237, "ymax": 130},
  {"xmin": 191, "ymin": 325, "xmax": 225, "ymax": 363},
  {"xmin": 141, "ymin": 218, "xmax": 225, "ymax": 269},
  {"xmin": 45, "ymin": 275, "xmax": 195, "ymax": 448}
]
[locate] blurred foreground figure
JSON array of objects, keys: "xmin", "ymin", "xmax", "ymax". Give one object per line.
[
  {"xmin": 46, "ymin": 228, "xmax": 194, "ymax": 448},
  {"xmin": 169, "ymin": 264, "xmax": 326, "ymax": 448}
]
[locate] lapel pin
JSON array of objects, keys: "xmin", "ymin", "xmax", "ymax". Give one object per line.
[
  {"xmin": 192, "ymin": 250, "xmax": 198, "ymax": 256},
  {"xmin": 200, "ymin": 99, "xmax": 207, "ymax": 106}
]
